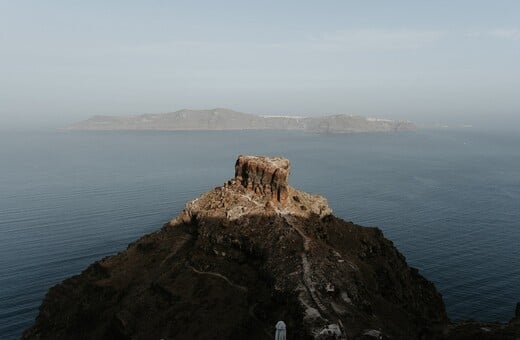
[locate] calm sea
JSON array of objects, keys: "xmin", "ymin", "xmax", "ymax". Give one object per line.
[{"xmin": 1, "ymin": 129, "xmax": 519, "ymax": 339}]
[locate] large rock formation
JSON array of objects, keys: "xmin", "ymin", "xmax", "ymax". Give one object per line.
[
  {"xmin": 234, "ymin": 155, "xmax": 290, "ymax": 203},
  {"xmin": 23, "ymin": 156, "xmax": 519, "ymax": 339}
]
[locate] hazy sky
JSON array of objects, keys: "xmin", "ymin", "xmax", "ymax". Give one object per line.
[{"xmin": 1, "ymin": 1, "xmax": 519, "ymax": 128}]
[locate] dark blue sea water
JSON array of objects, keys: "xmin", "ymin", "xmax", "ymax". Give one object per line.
[{"xmin": 1, "ymin": 129, "xmax": 519, "ymax": 339}]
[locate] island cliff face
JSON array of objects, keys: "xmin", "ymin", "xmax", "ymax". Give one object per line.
[
  {"xmin": 66, "ymin": 108, "xmax": 417, "ymax": 133},
  {"xmin": 234, "ymin": 156, "xmax": 290, "ymax": 203},
  {"xmin": 24, "ymin": 157, "xmax": 519, "ymax": 339}
]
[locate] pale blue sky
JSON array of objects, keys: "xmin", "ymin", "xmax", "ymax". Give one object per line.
[{"xmin": 1, "ymin": 1, "xmax": 519, "ymax": 128}]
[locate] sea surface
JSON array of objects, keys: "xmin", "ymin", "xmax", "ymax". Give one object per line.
[{"xmin": 1, "ymin": 129, "xmax": 519, "ymax": 339}]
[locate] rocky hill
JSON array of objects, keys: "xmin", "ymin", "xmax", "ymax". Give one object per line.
[
  {"xmin": 23, "ymin": 156, "xmax": 519, "ymax": 339},
  {"xmin": 67, "ymin": 108, "xmax": 416, "ymax": 133}
]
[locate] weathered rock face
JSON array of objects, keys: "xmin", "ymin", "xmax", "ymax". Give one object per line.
[
  {"xmin": 234, "ymin": 155, "xmax": 290, "ymax": 202},
  {"xmin": 23, "ymin": 156, "xmax": 520, "ymax": 340},
  {"xmin": 182, "ymin": 156, "xmax": 331, "ymax": 223}
]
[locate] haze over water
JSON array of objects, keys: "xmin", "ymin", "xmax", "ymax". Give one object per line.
[
  {"xmin": 1, "ymin": 129, "xmax": 519, "ymax": 339},
  {"xmin": 2, "ymin": 2, "xmax": 520, "ymax": 129}
]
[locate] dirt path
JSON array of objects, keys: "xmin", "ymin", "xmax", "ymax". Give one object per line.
[
  {"xmin": 186, "ymin": 264, "xmax": 248, "ymax": 292},
  {"xmin": 283, "ymin": 215, "xmax": 327, "ymax": 314}
]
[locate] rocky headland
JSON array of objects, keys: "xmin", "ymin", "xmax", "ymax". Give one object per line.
[
  {"xmin": 23, "ymin": 156, "xmax": 519, "ymax": 339},
  {"xmin": 66, "ymin": 108, "xmax": 416, "ymax": 133}
]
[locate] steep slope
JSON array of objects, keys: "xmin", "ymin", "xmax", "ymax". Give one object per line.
[{"xmin": 23, "ymin": 156, "xmax": 519, "ymax": 339}]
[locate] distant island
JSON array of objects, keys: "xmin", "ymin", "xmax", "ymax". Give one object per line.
[{"xmin": 67, "ymin": 108, "xmax": 416, "ymax": 133}]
